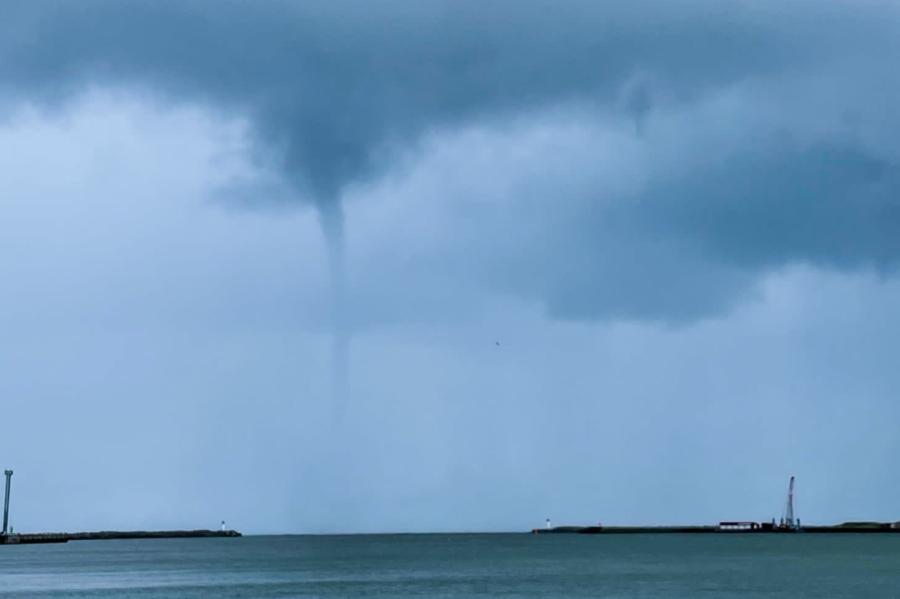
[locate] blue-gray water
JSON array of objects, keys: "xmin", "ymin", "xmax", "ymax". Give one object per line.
[{"xmin": 2, "ymin": 534, "xmax": 900, "ymax": 597}]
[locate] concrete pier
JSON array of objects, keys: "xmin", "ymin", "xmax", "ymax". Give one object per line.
[
  {"xmin": 531, "ymin": 523, "xmax": 900, "ymax": 534},
  {"xmin": 0, "ymin": 529, "xmax": 241, "ymax": 545}
]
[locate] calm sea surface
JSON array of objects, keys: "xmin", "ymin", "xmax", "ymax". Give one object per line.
[{"xmin": 1, "ymin": 533, "xmax": 899, "ymax": 598}]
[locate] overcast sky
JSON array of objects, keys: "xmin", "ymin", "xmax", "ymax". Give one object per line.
[{"xmin": 2, "ymin": 1, "xmax": 900, "ymax": 534}]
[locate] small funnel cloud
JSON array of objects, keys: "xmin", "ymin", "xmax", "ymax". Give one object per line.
[
  {"xmin": 317, "ymin": 201, "xmax": 351, "ymax": 419},
  {"xmin": 621, "ymin": 75, "xmax": 653, "ymax": 136}
]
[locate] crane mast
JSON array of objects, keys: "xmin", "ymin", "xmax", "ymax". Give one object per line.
[{"xmin": 783, "ymin": 475, "xmax": 797, "ymax": 530}]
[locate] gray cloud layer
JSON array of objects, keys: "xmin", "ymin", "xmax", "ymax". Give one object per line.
[
  {"xmin": 2, "ymin": 1, "xmax": 767, "ymax": 200},
  {"xmin": 5, "ymin": 1, "xmax": 900, "ymax": 322}
]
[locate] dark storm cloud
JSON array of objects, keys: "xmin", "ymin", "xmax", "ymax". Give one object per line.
[
  {"xmin": 0, "ymin": 0, "xmax": 823, "ymax": 201},
  {"xmin": 648, "ymin": 143, "xmax": 900, "ymax": 270},
  {"xmin": 529, "ymin": 142, "xmax": 900, "ymax": 320},
  {"xmin": 3, "ymin": 1, "xmax": 900, "ymax": 322}
]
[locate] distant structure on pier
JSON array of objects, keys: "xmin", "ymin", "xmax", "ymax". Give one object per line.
[
  {"xmin": 2, "ymin": 470, "xmax": 12, "ymax": 536},
  {"xmin": 535, "ymin": 475, "xmax": 817, "ymax": 534},
  {"xmin": 0, "ymin": 470, "xmax": 241, "ymax": 545},
  {"xmin": 781, "ymin": 475, "xmax": 799, "ymax": 531}
]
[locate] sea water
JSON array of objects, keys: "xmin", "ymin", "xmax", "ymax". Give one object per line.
[{"xmin": 1, "ymin": 533, "xmax": 899, "ymax": 597}]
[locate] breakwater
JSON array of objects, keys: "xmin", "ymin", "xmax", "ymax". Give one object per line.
[
  {"xmin": 0, "ymin": 529, "xmax": 241, "ymax": 545},
  {"xmin": 532, "ymin": 523, "xmax": 900, "ymax": 534}
]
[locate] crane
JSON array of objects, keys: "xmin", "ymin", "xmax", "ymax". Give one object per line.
[{"xmin": 782, "ymin": 475, "xmax": 798, "ymax": 530}]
